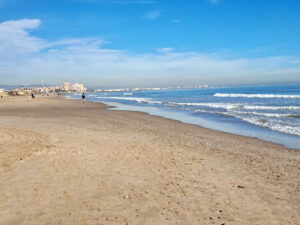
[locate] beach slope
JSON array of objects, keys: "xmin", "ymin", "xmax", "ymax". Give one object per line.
[{"xmin": 0, "ymin": 96, "xmax": 299, "ymax": 225}]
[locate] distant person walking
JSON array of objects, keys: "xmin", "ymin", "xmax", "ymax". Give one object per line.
[
  {"xmin": 82, "ymin": 92, "xmax": 86, "ymax": 103},
  {"xmin": 31, "ymin": 93, "xmax": 35, "ymax": 99}
]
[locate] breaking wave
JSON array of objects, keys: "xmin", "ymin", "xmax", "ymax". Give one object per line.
[
  {"xmin": 214, "ymin": 93, "xmax": 300, "ymax": 98},
  {"xmin": 170, "ymin": 102, "xmax": 300, "ymax": 111},
  {"xmin": 95, "ymin": 97, "xmax": 300, "ymax": 113},
  {"xmin": 239, "ymin": 117, "xmax": 300, "ymax": 136},
  {"xmin": 96, "ymin": 96, "xmax": 163, "ymax": 104}
]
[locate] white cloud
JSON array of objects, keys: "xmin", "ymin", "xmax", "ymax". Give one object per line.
[
  {"xmin": 0, "ymin": 18, "xmax": 300, "ymax": 87},
  {"xmin": 0, "ymin": 18, "xmax": 41, "ymax": 31},
  {"xmin": 0, "ymin": 19, "xmax": 44, "ymax": 57},
  {"xmin": 145, "ymin": 11, "xmax": 161, "ymax": 20},
  {"xmin": 49, "ymin": 38, "xmax": 105, "ymax": 49},
  {"xmin": 0, "ymin": 19, "xmax": 107, "ymax": 59}
]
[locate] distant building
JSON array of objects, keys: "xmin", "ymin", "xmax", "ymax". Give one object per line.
[
  {"xmin": 5, "ymin": 81, "xmax": 87, "ymax": 95},
  {"xmin": 62, "ymin": 81, "xmax": 86, "ymax": 92},
  {"xmin": 63, "ymin": 81, "xmax": 72, "ymax": 92},
  {"xmin": 71, "ymin": 83, "xmax": 87, "ymax": 92}
]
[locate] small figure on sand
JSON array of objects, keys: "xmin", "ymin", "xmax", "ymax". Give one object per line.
[
  {"xmin": 82, "ymin": 92, "xmax": 86, "ymax": 103},
  {"xmin": 31, "ymin": 93, "xmax": 35, "ymax": 99}
]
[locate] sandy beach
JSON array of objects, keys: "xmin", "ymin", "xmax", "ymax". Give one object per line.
[{"xmin": 0, "ymin": 96, "xmax": 299, "ymax": 225}]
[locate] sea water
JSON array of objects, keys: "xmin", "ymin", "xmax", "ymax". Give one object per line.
[{"xmin": 69, "ymin": 84, "xmax": 300, "ymax": 149}]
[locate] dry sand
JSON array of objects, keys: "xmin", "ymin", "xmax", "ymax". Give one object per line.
[{"xmin": 0, "ymin": 96, "xmax": 299, "ymax": 225}]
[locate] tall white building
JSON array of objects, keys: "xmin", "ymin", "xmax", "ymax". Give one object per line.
[
  {"xmin": 63, "ymin": 81, "xmax": 72, "ymax": 91},
  {"xmin": 71, "ymin": 83, "xmax": 87, "ymax": 92}
]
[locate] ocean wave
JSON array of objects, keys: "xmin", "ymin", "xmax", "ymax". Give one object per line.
[
  {"xmin": 189, "ymin": 108, "xmax": 300, "ymax": 136},
  {"xmin": 242, "ymin": 105, "xmax": 300, "ymax": 111},
  {"xmin": 192, "ymin": 107, "xmax": 300, "ymax": 120},
  {"xmin": 96, "ymin": 96, "xmax": 163, "ymax": 104},
  {"xmin": 124, "ymin": 93, "xmax": 133, "ymax": 96},
  {"xmin": 68, "ymin": 93, "xmax": 300, "ymax": 137},
  {"xmin": 214, "ymin": 93, "xmax": 300, "ymax": 98},
  {"xmin": 192, "ymin": 107, "xmax": 299, "ymax": 119},
  {"xmin": 236, "ymin": 111, "xmax": 300, "ymax": 118},
  {"xmin": 239, "ymin": 117, "xmax": 300, "ymax": 136},
  {"xmin": 172, "ymin": 102, "xmax": 300, "ymax": 111},
  {"xmin": 171, "ymin": 102, "xmax": 242, "ymax": 110},
  {"xmin": 72, "ymin": 94, "xmax": 300, "ymax": 114}
]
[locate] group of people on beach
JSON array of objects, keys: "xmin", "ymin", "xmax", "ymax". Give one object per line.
[{"xmin": 1, "ymin": 92, "xmax": 86, "ymax": 102}]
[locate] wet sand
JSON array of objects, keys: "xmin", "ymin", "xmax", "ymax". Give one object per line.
[{"xmin": 0, "ymin": 96, "xmax": 299, "ymax": 225}]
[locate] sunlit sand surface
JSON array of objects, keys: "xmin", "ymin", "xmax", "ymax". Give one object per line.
[{"xmin": 0, "ymin": 96, "xmax": 299, "ymax": 225}]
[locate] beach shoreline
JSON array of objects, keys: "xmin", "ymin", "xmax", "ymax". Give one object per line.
[
  {"xmin": 0, "ymin": 96, "xmax": 299, "ymax": 225},
  {"xmin": 67, "ymin": 86, "xmax": 300, "ymax": 150},
  {"xmin": 90, "ymin": 99, "xmax": 299, "ymax": 151}
]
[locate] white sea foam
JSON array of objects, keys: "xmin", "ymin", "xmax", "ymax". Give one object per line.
[
  {"xmin": 239, "ymin": 117, "xmax": 300, "ymax": 136},
  {"xmin": 171, "ymin": 102, "xmax": 242, "ymax": 110},
  {"xmin": 124, "ymin": 93, "xmax": 133, "ymax": 96},
  {"xmin": 193, "ymin": 106, "xmax": 300, "ymax": 119},
  {"xmin": 193, "ymin": 107, "xmax": 300, "ymax": 136},
  {"xmin": 214, "ymin": 93, "xmax": 300, "ymax": 98},
  {"xmin": 242, "ymin": 105, "xmax": 300, "ymax": 111},
  {"xmin": 194, "ymin": 109, "xmax": 232, "ymax": 116},
  {"xmin": 172, "ymin": 102, "xmax": 300, "ymax": 111},
  {"xmin": 96, "ymin": 96, "xmax": 149, "ymax": 102},
  {"xmin": 96, "ymin": 96, "xmax": 163, "ymax": 104},
  {"xmin": 236, "ymin": 111, "xmax": 298, "ymax": 118}
]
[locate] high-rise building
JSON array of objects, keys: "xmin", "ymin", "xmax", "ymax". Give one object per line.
[
  {"xmin": 63, "ymin": 81, "xmax": 72, "ymax": 91},
  {"xmin": 71, "ymin": 83, "xmax": 87, "ymax": 92}
]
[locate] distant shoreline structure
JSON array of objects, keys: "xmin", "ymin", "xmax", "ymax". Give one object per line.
[
  {"xmin": 0, "ymin": 83, "xmax": 209, "ymax": 96},
  {"xmin": 0, "ymin": 81, "xmax": 87, "ymax": 96},
  {"xmin": 93, "ymin": 84, "xmax": 209, "ymax": 93}
]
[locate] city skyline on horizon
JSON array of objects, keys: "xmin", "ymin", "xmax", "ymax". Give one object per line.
[
  {"xmin": 1, "ymin": 81, "xmax": 300, "ymax": 90},
  {"xmin": 1, "ymin": 0, "xmax": 300, "ymax": 86}
]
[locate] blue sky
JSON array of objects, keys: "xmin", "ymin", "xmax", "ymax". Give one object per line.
[{"xmin": 0, "ymin": 0, "xmax": 300, "ymax": 87}]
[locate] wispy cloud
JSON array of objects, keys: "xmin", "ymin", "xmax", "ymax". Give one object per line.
[
  {"xmin": 290, "ymin": 60, "xmax": 300, "ymax": 64},
  {"xmin": 0, "ymin": 19, "xmax": 44, "ymax": 57},
  {"xmin": 171, "ymin": 19, "xmax": 182, "ymax": 23},
  {"xmin": 144, "ymin": 10, "xmax": 161, "ymax": 20},
  {"xmin": 156, "ymin": 47, "xmax": 174, "ymax": 53},
  {"xmin": 1, "ymin": 19, "xmax": 300, "ymax": 87},
  {"xmin": 252, "ymin": 46, "xmax": 273, "ymax": 53},
  {"xmin": 251, "ymin": 44, "xmax": 285, "ymax": 53},
  {"xmin": 0, "ymin": 19, "xmax": 106, "ymax": 59},
  {"xmin": 210, "ymin": 0, "xmax": 220, "ymax": 5}
]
